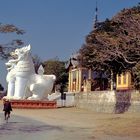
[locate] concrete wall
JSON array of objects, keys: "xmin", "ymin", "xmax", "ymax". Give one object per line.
[
  {"xmin": 75, "ymin": 90, "xmax": 140, "ymax": 113},
  {"xmin": 48, "ymin": 92, "xmax": 75, "ymax": 107},
  {"xmin": 127, "ymin": 90, "xmax": 140, "ymax": 112},
  {"xmin": 56, "ymin": 92, "xmax": 75, "ymax": 107}
]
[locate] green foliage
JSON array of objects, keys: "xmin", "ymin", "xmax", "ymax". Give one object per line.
[{"xmin": 43, "ymin": 58, "xmax": 68, "ymax": 90}]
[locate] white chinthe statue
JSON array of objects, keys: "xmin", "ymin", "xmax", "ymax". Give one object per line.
[
  {"xmin": 5, "ymin": 59, "xmax": 16, "ymax": 98},
  {"xmin": 4, "ymin": 45, "xmax": 56, "ymax": 100}
]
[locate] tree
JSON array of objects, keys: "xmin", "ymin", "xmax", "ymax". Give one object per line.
[
  {"xmin": 32, "ymin": 55, "xmax": 43, "ymax": 73},
  {"xmin": 79, "ymin": 4, "xmax": 140, "ymax": 88},
  {"xmin": 0, "ymin": 23, "xmax": 25, "ymax": 59},
  {"xmin": 43, "ymin": 58, "xmax": 68, "ymax": 91},
  {"xmin": 0, "ymin": 83, "xmax": 4, "ymax": 91},
  {"xmin": 132, "ymin": 62, "xmax": 140, "ymax": 89}
]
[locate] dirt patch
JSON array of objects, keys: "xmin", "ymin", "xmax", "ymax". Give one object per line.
[{"xmin": 93, "ymin": 113, "xmax": 140, "ymax": 138}]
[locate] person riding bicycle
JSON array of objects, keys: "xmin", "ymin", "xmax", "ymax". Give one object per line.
[{"xmin": 3, "ymin": 99, "xmax": 12, "ymax": 120}]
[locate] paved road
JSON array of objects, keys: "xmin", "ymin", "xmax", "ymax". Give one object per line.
[
  {"xmin": 0, "ymin": 101, "xmax": 64, "ymax": 140},
  {"xmin": 0, "ymin": 112, "xmax": 98, "ymax": 140},
  {"xmin": 0, "ymin": 103, "xmax": 140, "ymax": 140},
  {"xmin": 0, "ymin": 113, "xmax": 65, "ymax": 140}
]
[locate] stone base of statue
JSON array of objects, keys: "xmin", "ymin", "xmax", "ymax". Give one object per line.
[{"xmin": 10, "ymin": 100, "xmax": 57, "ymax": 109}]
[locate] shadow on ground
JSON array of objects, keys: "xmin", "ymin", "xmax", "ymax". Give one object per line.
[{"xmin": 0, "ymin": 114, "xmax": 63, "ymax": 138}]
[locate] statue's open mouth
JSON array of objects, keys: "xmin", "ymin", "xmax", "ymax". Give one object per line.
[
  {"xmin": 10, "ymin": 52, "xmax": 18, "ymax": 59},
  {"xmin": 5, "ymin": 62, "xmax": 11, "ymax": 67}
]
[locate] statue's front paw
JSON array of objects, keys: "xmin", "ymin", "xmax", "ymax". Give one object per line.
[
  {"xmin": 27, "ymin": 96, "xmax": 41, "ymax": 100},
  {"xmin": 12, "ymin": 96, "xmax": 23, "ymax": 100},
  {"xmin": 27, "ymin": 96, "xmax": 34, "ymax": 100},
  {"xmin": 3, "ymin": 96, "xmax": 14, "ymax": 100}
]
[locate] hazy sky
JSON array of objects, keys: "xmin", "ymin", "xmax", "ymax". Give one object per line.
[{"xmin": 0, "ymin": 0, "xmax": 139, "ymax": 89}]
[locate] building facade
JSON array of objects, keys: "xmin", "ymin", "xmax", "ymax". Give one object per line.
[
  {"xmin": 66, "ymin": 54, "xmax": 133, "ymax": 92},
  {"xmin": 116, "ymin": 71, "xmax": 133, "ymax": 90}
]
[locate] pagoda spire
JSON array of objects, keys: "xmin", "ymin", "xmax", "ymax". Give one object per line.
[{"xmin": 93, "ymin": 1, "xmax": 98, "ymax": 29}]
